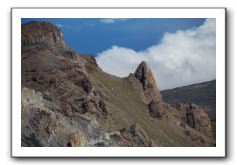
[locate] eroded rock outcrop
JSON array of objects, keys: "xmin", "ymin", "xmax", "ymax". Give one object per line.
[
  {"xmin": 131, "ymin": 61, "xmax": 214, "ymax": 138},
  {"xmin": 22, "ymin": 87, "xmax": 69, "ymax": 147},
  {"xmin": 134, "ymin": 61, "xmax": 163, "ymax": 103},
  {"xmin": 119, "ymin": 124, "xmax": 156, "ymax": 147},
  {"xmin": 21, "ymin": 22, "xmax": 111, "ymax": 147},
  {"xmin": 148, "ymin": 100, "xmax": 165, "ymax": 118},
  {"xmin": 131, "ymin": 61, "xmax": 165, "ymax": 118},
  {"xmin": 22, "ymin": 21, "xmax": 76, "ymax": 60},
  {"xmin": 22, "ymin": 21, "xmax": 65, "ymax": 47},
  {"xmin": 77, "ymin": 55, "xmax": 101, "ymax": 73},
  {"xmin": 176, "ymin": 102, "xmax": 213, "ymax": 137},
  {"xmin": 22, "ymin": 87, "xmax": 155, "ymax": 147}
]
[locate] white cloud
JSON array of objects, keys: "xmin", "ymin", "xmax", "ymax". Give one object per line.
[
  {"xmin": 100, "ymin": 18, "xmax": 129, "ymax": 24},
  {"xmin": 96, "ymin": 19, "xmax": 216, "ymax": 90},
  {"xmin": 56, "ymin": 24, "xmax": 63, "ymax": 28}
]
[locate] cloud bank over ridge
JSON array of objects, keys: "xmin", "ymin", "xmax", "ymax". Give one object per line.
[{"xmin": 96, "ymin": 19, "xmax": 216, "ymax": 90}]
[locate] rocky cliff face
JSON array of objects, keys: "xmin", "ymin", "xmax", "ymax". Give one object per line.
[
  {"xmin": 21, "ymin": 21, "xmax": 155, "ymax": 147},
  {"xmin": 21, "ymin": 21, "xmax": 215, "ymax": 147},
  {"xmin": 22, "ymin": 21, "xmax": 77, "ymax": 60},
  {"xmin": 22, "ymin": 21, "xmax": 65, "ymax": 47}
]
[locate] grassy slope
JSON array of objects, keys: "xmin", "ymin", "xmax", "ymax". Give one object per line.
[{"xmin": 89, "ymin": 70, "xmax": 214, "ymax": 147}]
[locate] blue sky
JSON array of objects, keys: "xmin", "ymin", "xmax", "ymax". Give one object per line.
[{"xmin": 21, "ymin": 18, "xmax": 205, "ymax": 55}]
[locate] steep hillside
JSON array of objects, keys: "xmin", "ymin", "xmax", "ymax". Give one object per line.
[
  {"xmin": 88, "ymin": 70, "xmax": 215, "ymax": 146},
  {"xmin": 21, "ymin": 21, "xmax": 215, "ymax": 147},
  {"xmin": 161, "ymin": 80, "xmax": 216, "ymax": 136}
]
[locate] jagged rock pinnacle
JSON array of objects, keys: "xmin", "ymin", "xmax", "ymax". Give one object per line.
[
  {"xmin": 134, "ymin": 61, "xmax": 164, "ymax": 118},
  {"xmin": 134, "ymin": 61, "xmax": 163, "ymax": 103}
]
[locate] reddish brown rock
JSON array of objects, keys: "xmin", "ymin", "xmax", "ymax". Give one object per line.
[
  {"xmin": 148, "ymin": 100, "xmax": 165, "ymax": 118},
  {"xmin": 22, "ymin": 21, "xmax": 77, "ymax": 60},
  {"xmin": 22, "ymin": 21, "xmax": 65, "ymax": 47},
  {"xmin": 176, "ymin": 102, "xmax": 213, "ymax": 137},
  {"xmin": 134, "ymin": 61, "xmax": 164, "ymax": 118},
  {"xmin": 134, "ymin": 61, "xmax": 163, "ymax": 103}
]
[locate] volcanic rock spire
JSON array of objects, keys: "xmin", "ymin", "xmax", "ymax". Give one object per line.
[{"xmin": 134, "ymin": 61, "xmax": 164, "ymax": 118}]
